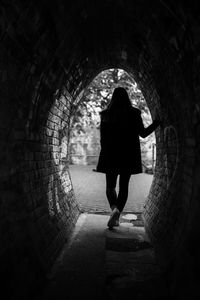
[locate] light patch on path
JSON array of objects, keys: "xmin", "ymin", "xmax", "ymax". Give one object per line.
[{"xmin": 69, "ymin": 164, "xmax": 153, "ymax": 213}]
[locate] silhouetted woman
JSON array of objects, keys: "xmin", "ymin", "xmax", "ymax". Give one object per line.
[{"xmin": 96, "ymin": 87, "xmax": 160, "ymax": 228}]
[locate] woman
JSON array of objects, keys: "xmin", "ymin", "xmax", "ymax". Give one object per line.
[{"xmin": 96, "ymin": 87, "xmax": 161, "ymax": 229}]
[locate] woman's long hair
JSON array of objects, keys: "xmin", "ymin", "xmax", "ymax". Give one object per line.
[{"xmin": 102, "ymin": 87, "xmax": 132, "ymax": 123}]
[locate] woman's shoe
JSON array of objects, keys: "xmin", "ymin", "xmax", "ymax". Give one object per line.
[
  {"xmin": 107, "ymin": 208, "xmax": 120, "ymax": 229},
  {"xmin": 114, "ymin": 219, "xmax": 119, "ymax": 227}
]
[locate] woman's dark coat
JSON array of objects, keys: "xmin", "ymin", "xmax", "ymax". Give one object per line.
[{"xmin": 96, "ymin": 106, "xmax": 159, "ymax": 174}]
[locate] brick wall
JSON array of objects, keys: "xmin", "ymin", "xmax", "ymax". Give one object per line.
[{"xmin": 0, "ymin": 2, "xmax": 80, "ymax": 298}]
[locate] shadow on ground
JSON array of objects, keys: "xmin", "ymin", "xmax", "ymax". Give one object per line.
[{"xmin": 34, "ymin": 213, "xmax": 170, "ymax": 300}]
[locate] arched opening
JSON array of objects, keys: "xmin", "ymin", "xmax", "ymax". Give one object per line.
[{"xmin": 67, "ymin": 68, "xmax": 156, "ymax": 215}]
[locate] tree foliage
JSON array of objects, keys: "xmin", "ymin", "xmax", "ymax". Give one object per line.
[
  {"xmin": 69, "ymin": 69, "xmax": 156, "ymax": 168},
  {"xmin": 71, "ymin": 68, "xmax": 152, "ymax": 134}
]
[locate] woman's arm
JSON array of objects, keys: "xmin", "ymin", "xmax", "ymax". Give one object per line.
[{"xmin": 138, "ymin": 112, "xmax": 161, "ymax": 138}]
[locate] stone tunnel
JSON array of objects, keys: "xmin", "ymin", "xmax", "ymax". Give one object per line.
[{"xmin": 1, "ymin": 0, "xmax": 200, "ymax": 299}]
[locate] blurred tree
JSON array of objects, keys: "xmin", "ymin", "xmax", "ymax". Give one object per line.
[
  {"xmin": 71, "ymin": 68, "xmax": 151, "ymax": 133},
  {"xmin": 69, "ymin": 68, "xmax": 155, "ymax": 169}
]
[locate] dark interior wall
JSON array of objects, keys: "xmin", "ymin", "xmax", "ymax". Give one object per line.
[
  {"xmin": 0, "ymin": 0, "xmax": 200, "ymax": 299},
  {"xmin": 0, "ymin": 2, "xmax": 81, "ymax": 298}
]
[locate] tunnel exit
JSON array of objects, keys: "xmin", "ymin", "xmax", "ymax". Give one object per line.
[{"xmin": 68, "ymin": 68, "xmax": 156, "ymax": 215}]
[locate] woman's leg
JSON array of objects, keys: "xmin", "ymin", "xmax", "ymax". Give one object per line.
[
  {"xmin": 117, "ymin": 173, "xmax": 131, "ymax": 212},
  {"xmin": 106, "ymin": 172, "xmax": 121, "ymax": 228},
  {"xmin": 106, "ymin": 172, "xmax": 118, "ymax": 210}
]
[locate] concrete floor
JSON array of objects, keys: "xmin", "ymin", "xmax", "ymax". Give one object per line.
[{"xmin": 35, "ymin": 213, "xmax": 169, "ymax": 300}]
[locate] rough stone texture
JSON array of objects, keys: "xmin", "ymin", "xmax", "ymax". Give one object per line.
[{"xmin": 0, "ymin": 0, "xmax": 200, "ymax": 299}]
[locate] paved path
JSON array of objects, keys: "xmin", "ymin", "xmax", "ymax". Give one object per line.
[
  {"xmin": 69, "ymin": 164, "xmax": 153, "ymax": 213},
  {"xmin": 35, "ymin": 214, "xmax": 169, "ymax": 300}
]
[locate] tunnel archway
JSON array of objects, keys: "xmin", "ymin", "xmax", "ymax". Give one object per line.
[
  {"xmin": 0, "ymin": 1, "xmax": 200, "ymax": 299},
  {"xmin": 68, "ymin": 67, "xmax": 156, "ymax": 213}
]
